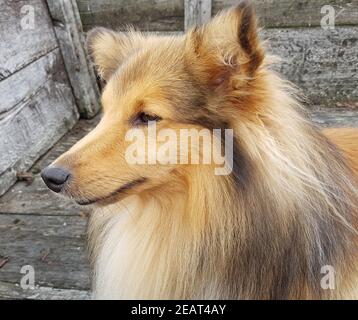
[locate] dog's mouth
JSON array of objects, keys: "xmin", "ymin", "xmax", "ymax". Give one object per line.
[{"xmin": 73, "ymin": 177, "xmax": 147, "ymax": 206}]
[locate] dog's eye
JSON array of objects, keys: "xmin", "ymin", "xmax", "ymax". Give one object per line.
[{"xmin": 134, "ymin": 112, "xmax": 162, "ymax": 125}]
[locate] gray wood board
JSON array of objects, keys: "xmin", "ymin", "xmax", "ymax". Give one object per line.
[
  {"xmin": 47, "ymin": 0, "xmax": 101, "ymax": 118},
  {"xmin": 184, "ymin": 0, "xmax": 212, "ymax": 30},
  {"xmin": 75, "ymin": 0, "xmax": 358, "ymax": 32},
  {"xmin": 213, "ymin": 0, "xmax": 358, "ymax": 28},
  {"xmin": 0, "ymin": 49, "xmax": 79, "ymax": 196},
  {"xmin": 0, "ymin": 177, "xmax": 89, "ymax": 216},
  {"xmin": 76, "ymin": 0, "xmax": 184, "ymax": 32},
  {"xmin": 0, "ymin": 280, "xmax": 90, "ymax": 300},
  {"xmin": 0, "ymin": 214, "xmax": 90, "ymax": 290},
  {"xmin": 310, "ymin": 106, "xmax": 358, "ymax": 127},
  {"xmin": 262, "ymin": 26, "xmax": 358, "ymax": 105},
  {"xmin": 0, "ymin": 0, "xmax": 58, "ymax": 81}
]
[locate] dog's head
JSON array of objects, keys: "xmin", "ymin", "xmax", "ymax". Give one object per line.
[{"xmin": 41, "ymin": 1, "xmax": 266, "ymax": 205}]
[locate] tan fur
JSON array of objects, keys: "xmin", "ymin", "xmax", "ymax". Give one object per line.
[{"xmin": 48, "ymin": 1, "xmax": 358, "ymax": 299}]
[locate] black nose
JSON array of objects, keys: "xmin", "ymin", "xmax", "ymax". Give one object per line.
[{"xmin": 41, "ymin": 167, "xmax": 71, "ymax": 193}]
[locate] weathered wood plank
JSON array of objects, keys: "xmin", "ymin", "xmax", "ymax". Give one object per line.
[
  {"xmin": 0, "ymin": 281, "xmax": 90, "ymax": 300},
  {"xmin": 0, "ymin": 171, "xmax": 18, "ymax": 201},
  {"xmin": 184, "ymin": 0, "xmax": 212, "ymax": 31},
  {"xmin": 0, "ymin": 0, "xmax": 58, "ymax": 81},
  {"xmin": 75, "ymin": 0, "xmax": 358, "ymax": 31},
  {"xmin": 0, "ymin": 177, "xmax": 88, "ymax": 216},
  {"xmin": 262, "ymin": 26, "xmax": 358, "ymax": 105},
  {"xmin": 47, "ymin": 0, "xmax": 101, "ymax": 118},
  {"xmin": 0, "ymin": 47, "xmax": 56, "ymax": 117},
  {"xmin": 0, "ymin": 49, "xmax": 79, "ymax": 196},
  {"xmin": 76, "ymin": 0, "xmax": 184, "ymax": 32},
  {"xmin": 213, "ymin": 0, "xmax": 358, "ymax": 28},
  {"xmin": 0, "ymin": 214, "xmax": 90, "ymax": 290},
  {"xmin": 310, "ymin": 106, "xmax": 358, "ymax": 127}
]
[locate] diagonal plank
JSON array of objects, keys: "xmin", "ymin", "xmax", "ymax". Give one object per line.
[
  {"xmin": 0, "ymin": 0, "xmax": 58, "ymax": 81},
  {"xmin": 0, "ymin": 280, "xmax": 90, "ymax": 300}
]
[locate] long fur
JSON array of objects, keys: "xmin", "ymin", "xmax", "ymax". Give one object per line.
[
  {"xmin": 88, "ymin": 73, "xmax": 358, "ymax": 299},
  {"xmin": 49, "ymin": 1, "xmax": 358, "ymax": 299}
]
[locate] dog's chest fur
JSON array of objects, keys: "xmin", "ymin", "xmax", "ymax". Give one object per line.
[{"xmin": 89, "ymin": 194, "xmax": 209, "ymax": 299}]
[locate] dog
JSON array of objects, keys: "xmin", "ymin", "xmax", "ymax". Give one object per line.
[{"xmin": 41, "ymin": 1, "xmax": 358, "ymax": 299}]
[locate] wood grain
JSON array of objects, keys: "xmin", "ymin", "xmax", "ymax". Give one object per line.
[
  {"xmin": 47, "ymin": 0, "xmax": 101, "ymax": 118},
  {"xmin": 0, "ymin": 281, "xmax": 90, "ymax": 300},
  {"xmin": 75, "ymin": 1, "xmax": 358, "ymax": 32},
  {"xmin": 310, "ymin": 106, "xmax": 358, "ymax": 127},
  {"xmin": 0, "ymin": 49, "xmax": 79, "ymax": 196},
  {"xmin": 0, "ymin": 177, "xmax": 89, "ymax": 216},
  {"xmin": 185, "ymin": 0, "xmax": 212, "ymax": 31},
  {"xmin": 0, "ymin": 48, "xmax": 56, "ymax": 117},
  {"xmin": 213, "ymin": 0, "xmax": 358, "ymax": 28},
  {"xmin": 0, "ymin": 214, "xmax": 90, "ymax": 290},
  {"xmin": 0, "ymin": 0, "xmax": 58, "ymax": 81},
  {"xmin": 76, "ymin": 0, "xmax": 184, "ymax": 32},
  {"xmin": 262, "ymin": 26, "xmax": 358, "ymax": 105}
]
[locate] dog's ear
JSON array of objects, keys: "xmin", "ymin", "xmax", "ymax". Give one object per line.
[
  {"xmin": 185, "ymin": 1, "xmax": 264, "ymax": 88},
  {"xmin": 86, "ymin": 28, "xmax": 144, "ymax": 81}
]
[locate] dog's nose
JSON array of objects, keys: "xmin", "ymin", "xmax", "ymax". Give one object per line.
[{"xmin": 41, "ymin": 167, "xmax": 71, "ymax": 193}]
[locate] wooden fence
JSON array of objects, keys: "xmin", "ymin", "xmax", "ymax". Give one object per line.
[{"xmin": 77, "ymin": 0, "xmax": 358, "ymax": 31}]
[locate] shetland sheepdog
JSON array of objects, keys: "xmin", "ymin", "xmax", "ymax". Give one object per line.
[{"xmin": 41, "ymin": 1, "xmax": 358, "ymax": 299}]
